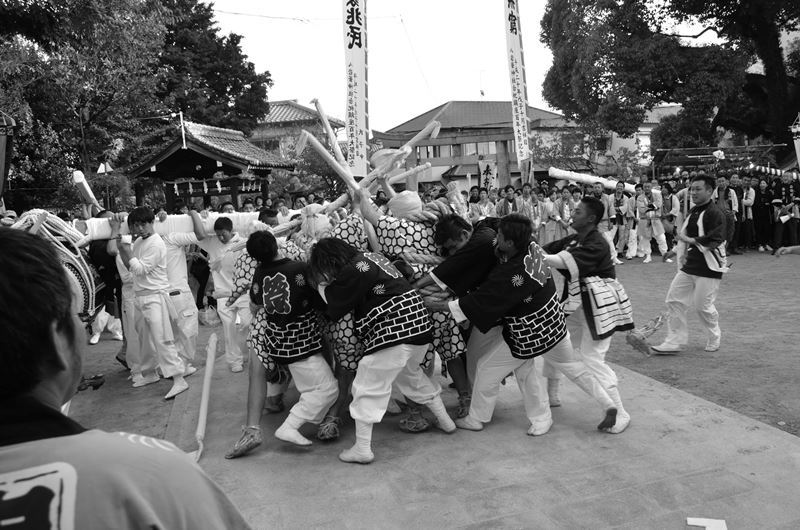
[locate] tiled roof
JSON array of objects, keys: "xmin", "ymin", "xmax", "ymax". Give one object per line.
[
  {"xmin": 387, "ymin": 101, "xmax": 565, "ymax": 133},
  {"xmin": 183, "ymin": 121, "xmax": 293, "ymax": 168},
  {"xmin": 260, "ymin": 100, "xmax": 345, "ymax": 128}
]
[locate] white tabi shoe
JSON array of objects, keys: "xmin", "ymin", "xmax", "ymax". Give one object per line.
[
  {"xmin": 527, "ymin": 417, "xmax": 553, "ymax": 436},
  {"xmin": 651, "ymin": 342, "xmax": 683, "ymax": 354},
  {"xmin": 274, "ymin": 425, "xmax": 312, "ymax": 446},
  {"xmin": 164, "ymin": 379, "xmax": 188, "ymax": 400},
  {"xmin": 608, "ymin": 411, "xmax": 631, "ymax": 434},
  {"xmin": 131, "ymin": 373, "xmax": 160, "ymax": 388},
  {"xmin": 704, "ymin": 339, "xmax": 720, "ymax": 352},
  {"xmin": 642, "ymin": 255, "xmax": 652, "ymax": 264},
  {"xmin": 339, "ymin": 445, "xmax": 374, "ymax": 464},
  {"xmin": 455, "ymin": 415, "xmax": 484, "ymax": 431}
]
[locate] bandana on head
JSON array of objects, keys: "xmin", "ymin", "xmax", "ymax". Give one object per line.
[{"xmin": 388, "ymin": 190, "xmax": 423, "ymax": 220}]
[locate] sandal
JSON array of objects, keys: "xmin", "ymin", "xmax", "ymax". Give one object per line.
[
  {"xmin": 225, "ymin": 426, "xmax": 262, "ymax": 459},
  {"xmin": 456, "ymin": 392, "xmax": 471, "ymax": 419},
  {"xmin": 316, "ymin": 415, "xmax": 341, "ymax": 441},
  {"xmin": 398, "ymin": 406, "xmax": 431, "ymax": 433}
]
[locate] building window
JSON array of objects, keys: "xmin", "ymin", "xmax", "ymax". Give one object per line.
[
  {"xmin": 477, "ymin": 141, "xmax": 496, "ymax": 155},
  {"xmin": 417, "ymin": 145, "xmax": 435, "ymax": 159},
  {"xmin": 437, "ymin": 145, "xmax": 452, "ymax": 158},
  {"xmin": 451, "ymin": 144, "xmax": 462, "ymax": 157},
  {"xmin": 462, "ymin": 142, "xmax": 478, "ymax": 156}
]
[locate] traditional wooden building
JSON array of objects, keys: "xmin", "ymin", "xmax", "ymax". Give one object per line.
[
  {"xmin": 128, "ymin": 121, "xmax": 293, "ymax": 211},
  {"xmin": 250, "ymin": 100, "xmax": 345, "ymax": 156}
]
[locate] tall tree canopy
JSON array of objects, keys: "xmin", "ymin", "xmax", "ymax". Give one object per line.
[
  {"xmin": 541, "ymin": 0, "xmax": 800, "ymax": 148},
  {"xmin": 158, "ymin": 0, "xmax": 272, "ymax": 134}
]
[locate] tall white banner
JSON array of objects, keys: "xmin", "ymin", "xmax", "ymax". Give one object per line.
[
  {"xmin": 504, "ymin": 0, "xmax": 531, "ymax": 166},
  {"xmin": 791, "ymin": 113, "xmax": 800, "ymax": 173},
  {"xmin": 343, "ymin": 0, "xmax": 369, "ymax": 176}
]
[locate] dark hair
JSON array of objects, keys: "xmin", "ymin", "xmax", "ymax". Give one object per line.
[
  {"xmin": 258, "ymin": 208, "xmax": 279, "ymax": 223},
  {"xmin": 308, "ymin": 237, "xmax": 359, "ymax": 284},
  {"xmin": 470, "ymin": 185, "xmax": 479, "ymax": 192},
  {"xmin": 242, "ymin": 198, "xmax": 254, "ymax": 206},
  {"xmin": 218, "ymin": 201, "xmax": 235, "ymax": 212},
  {"xmin": 580, "ymin": 197, "xmax": 604, "ymax": 225},
  {"xmin": 498, "ymin": 213, "xmax": 532, "ymax": 251},
  {"xmin": 715, "ymin": 174, "xmax": 729, "ymax": 181},
  {"xmin": 662, "ymin": 182, "xmax": 674, "ymax": 194},
  {"xmin": 246, "ymin": 231, "xmax": 278, "ymax": 263},
  {"xmin": 127, "ymin": 206, "xmax": 154, "ymax": 226},
  {"xmin": 634, "ymin": 183, "xmax": 643, "ymax": 190},
  {"xmin": 504, "ymin": 185, "xmax": 515, "ymax": 193},
  {"xmin": 433, "ymin": 214, "xmax": 473, "ymax": 247},
  {"xmin": 57, "ymin": 211, "xmax": 70, "ymax": 221},
  {"xmin": 0, "ymin": 228, "xmax": 76, "ymax": 398},
  {"xmin": 692, "ymin": 175, "xmax": 716, "ymax": 191},
  {"xmin": 522, "ymin": 183, "xmax": 532, "ymax": 190},
  {"xmin": 93, "ymin": 209, "xmax": 112, "ymax": 219},
  {"xmin": 214, "ymin": 217, "xmax": 233, "ymax": 232},
  {"xmin": 478, "ymin": 187, "xmax": 488, "ymax": 194}
]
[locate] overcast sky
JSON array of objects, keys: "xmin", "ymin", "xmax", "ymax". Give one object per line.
[{"xmin": 212, "ymin": 0, "xmax": 554, "ymax": 132}]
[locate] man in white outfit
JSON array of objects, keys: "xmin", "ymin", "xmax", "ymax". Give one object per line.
[
  {"xmin": 190, "ymin": 212, "xmax": 249, "ymax": 372},
  {"xmin": 112, "ymin": 207, "xmax": 190, "ymax": 399},
  {"xmin": 653, "ymin": 175, "xmax": 727, "ymax": 354},
  {"xmin": 160, "ymin": 225, "xmax": 200, "ymax": 366}
]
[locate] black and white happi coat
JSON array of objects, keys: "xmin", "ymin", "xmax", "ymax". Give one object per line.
[
  {"xmin": 458, "ymin": 241, "xmax": 567, "ymax": 359},
  {"xmin": 544, "ymin": 228, "xmax": 635, "ymax": 340},
  {"xmin": 374, "ymin": 214, "xmax": 466, "ymax": 366},
  {"xmin": 248, "ymin": 258, "xmax": 324, "ymax": 377},
  {"xmin": 322, "ymin": 251, "xmax": 432, "ymax": 356}
]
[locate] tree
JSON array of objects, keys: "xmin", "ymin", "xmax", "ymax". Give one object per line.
[
  {"xmin": 650, "ymin": 110, "xmax": 717, "ymax": 150},
  {"xmin": 157, "ymin": 0, "xmax": 272, "ymax": 134},
  {"xmin": 540, "ymin": 0, "xmax": 797, "ymax": 146}
]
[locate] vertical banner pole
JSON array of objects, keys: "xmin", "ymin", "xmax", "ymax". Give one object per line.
[
  {"xmin": 504, "ymin": 0, "xmax": 532, "ymax": 184},
  {"xmin": 343, "ymin": 0, "xmax": 369, "ymax": 178}
]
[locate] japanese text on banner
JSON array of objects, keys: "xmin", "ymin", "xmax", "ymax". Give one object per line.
[
  {"xmin": 343, "ymin": 0, "xmax": 369, "ymax": 176},
  {"xmin": 505, "ymin": 0, "xmax": 530, "ymax": 164}
]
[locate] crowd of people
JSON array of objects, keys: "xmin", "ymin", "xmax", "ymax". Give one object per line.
[{"xmin": 3, "ymin": 167, "xmax": 800, "ymax": 527}]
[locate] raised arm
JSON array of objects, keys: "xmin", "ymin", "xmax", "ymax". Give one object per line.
[{"xmin": 189, "ymin": 210, "xmax": 207, "ymax": 241}]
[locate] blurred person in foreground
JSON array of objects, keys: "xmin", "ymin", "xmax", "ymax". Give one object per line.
[{"xmin": 0, "ymin": 227, "xmax": 250, "ymax": 529}]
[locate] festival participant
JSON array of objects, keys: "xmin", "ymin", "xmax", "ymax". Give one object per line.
[
  {"xmin": 538, "ymin": 188, "xmax": 559, "ymax": 245},
  {"xmin": 423, "ymin": 214, "xmax": 619, "ymax": 436},
  {"xmin": 225, "ymin": 231, "xmax": 338, "ymax": 458},
  {"xmin": 308, "ymin": 238, "xmax": 455, "ymax": 464},
  {"xmin": 739, "ymin": 177, "xmax": 756, "ymax": 251},
  {"xmin": 158, "ymin": 218, "xmax": 200, "ymax": 366},
  {"xmin": 112, "ymin": 208, "xmax": 190, "ymax": 399},
  {"xmin": 625, "ymin": 183, "xmax": 643, "ymax": 260},
  {"xmin": 635, "ymin": 181, "xmax": 669, "ymax": 263},
  {"xmin": 753, "ymin": 179, "xmax": 774, "ymax": 251},
  {"xmin": 241, "ymin": 198, "xmax": 255, "ymax": 213},
  {"xmin": 609, "ymin": 181, "xmax": 630, "ymax": 263},
  {"xmin": 107, "ymin": 238, "xmax": 139, "ymax": 372},
  {"xmin": 359, "ymin": 183, "xmax": 471, "ymax": 422},
  {"xmin": 0, "ymin": 228, "xmax": 251, "ymax": 529},
  {"xmin": 87, "ymin": 210, "xmax": 123, "ymax": 345},
  {"xmin": 652, "ymin": 175, "xmax": 727, "ymax": 354},
  {"xmin": 519, "ymin": 183, "xmax": 541, "ymax": 231},
  {"xmin": 714, "ymin": 175, "xmax": 739, "ymax": 255},
  {"xmin": 771, "ymin": 172, "xmax": 800, "ymax": 251},
  {"xmin": 496, "ymin": 184, "xmax": 522, "ymax": 217},
  {"xmin": 553, "ymin": 186, "xmax": 574, "ymax": 240},
  {"xmin": 189, "ymin": 212, "xmax": 248, "ymax": 372},
  {"xmin": 660, "ymin": 183, "xmax": 680, "ymax": 257},
  {"xmin": 542, "ymin": 197, "xmax": 635, "ymax": 433},
  {"xmin": 469, "ymin": 187, "xmax": 496, "ymax": 223}
]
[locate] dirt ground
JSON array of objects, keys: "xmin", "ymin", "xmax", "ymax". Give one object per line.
[{"xmin": 606, "ymin": 249, "xmax": 800, "ymax": 436}]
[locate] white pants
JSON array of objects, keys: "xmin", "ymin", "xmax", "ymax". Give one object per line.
[
  {"xmin": 544, "ymin": 306, "xmax": 618, "ymax": 391},
  {"xmin": 350, "ymin": 344, "xmax": 441, "ymax": 425},
  {"xmin": 626, "ymin": 226, "xmax": 639, "ymax": 259},
  {"xmin": 470, "ymin": 326, "xmax": 550, "ymax": 424},
  {"xmin": 663, "ymin": 270, "xmax": 721, "ymax": 346},
  {"xmin": 602, "ymin": 226, "xmax": 619, "ymax": 258},
  {"xmin": 133, "ymin": 293, "xmax": 185, "ymax": 378},
  {"xmin": 642, "ymin": 234, "xmax": 668, "ymax": 257},
  {"xmin": 287, "ymin": 354, "xmax": 339, "ymax": 424},
  {"xmin": 614, "ymin": 224, "xmax": 629, "ymax": 253},
  {"xmin": 92, "ymin": 307, "xmax": 122, "ymax": 336},
  {"xmin": 169, "ymin": 290, "xmax": 198, "ymax": 362},
  {"xmin": 120, "ymin": 293, "xmax": 141, "ymax": 371},
  {"xmin": 465, "ymin": 326, "xmax": 498, "ymax": 385},
  {"xmin": 216, "ymin": 295, "xmax": 251, "ymax": 366}
]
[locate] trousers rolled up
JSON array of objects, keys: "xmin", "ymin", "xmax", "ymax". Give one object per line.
[
  {"xmin": 663, "ymin": 270, "xmax": 721, "ymax": 346},
  {"xmin": 350, "ymin": 343, "xmax": 442, "ymax": 425}
]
